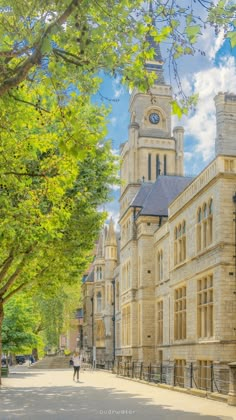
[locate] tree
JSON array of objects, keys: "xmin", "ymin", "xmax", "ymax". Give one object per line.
[
  {"xmin": 2, "ymin": 293, "xmax": 42, "ymax": 356},
  {"xmin": 0, "ymin": 0, "xmax": 234, "ymax": 384},
  {"xmin": 0, "ymin": 1, "xmax": 234, "ymax": 110},
  {"xmin": 0, "ymin": 133, "xmax": 118, "ymax": 383}
]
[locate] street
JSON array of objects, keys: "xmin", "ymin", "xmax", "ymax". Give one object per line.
[{"xmin": 0, "ymin": 365, "xmax": 235, "ymax": 420}]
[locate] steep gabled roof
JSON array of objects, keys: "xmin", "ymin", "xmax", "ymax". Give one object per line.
[
  {"xmin": 131, "ymin": 175, "xmax": 193, "ymax": 217},
  {"xmin": 131, "ymin": 182, "xmax": 153, "ymax": 208}
]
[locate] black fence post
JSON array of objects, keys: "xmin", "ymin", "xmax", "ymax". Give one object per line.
[
  {"xmin": 148, "ymin": 363, "xmax": 151, "ymax": 382},
  {"xmin": 132, "ymin": 361, "xmax": 134, "ymax": 378},
  {"xmin": 160, "ymin": 362, "xmax": 163, "ymax": 383},
  {"xmin": 140, "ymin": 362, "xmax": 143, "ymax": 380},
  {"xmin": 190, "ymin": 363, "xmax": 193, "ymax": 389},
  {"xmin": 125, "ymin": 361, "xmax": 127, "ymax": 377},
  {"xmin": 211, "ymin": 363, "xmax": 214, "ymax": 393}
]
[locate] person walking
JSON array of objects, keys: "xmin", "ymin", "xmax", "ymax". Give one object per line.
[{"xmin": 72, "ymin": 351, "xmax": 82, "ymax": 382}]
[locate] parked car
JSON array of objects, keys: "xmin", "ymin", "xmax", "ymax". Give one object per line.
[{"xmin": 16, "ymin": 355, "xmax": 26, "ymax": 364}]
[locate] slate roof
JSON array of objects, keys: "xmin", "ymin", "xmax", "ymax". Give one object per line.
[{"xmin": 131, "ymin": 175, "xmax": 193, "ymax": 217}]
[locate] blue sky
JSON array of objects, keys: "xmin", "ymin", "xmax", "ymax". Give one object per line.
[{"xmin": 95, "ymin": 26, "xmax": 236, "ymax": 225}]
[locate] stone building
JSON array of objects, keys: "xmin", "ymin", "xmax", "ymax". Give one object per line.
[
  {"xmin": 82, "ymin": 220, "xmax": 118, "ymax": 364},
  {"xmin": 81, "ymin": 38, "xmax": 236, "ymax": 379}
]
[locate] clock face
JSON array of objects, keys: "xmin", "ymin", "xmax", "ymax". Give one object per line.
[{"xmin": 149, "ymin": 112, "xmax": 160, "ymax": 124}]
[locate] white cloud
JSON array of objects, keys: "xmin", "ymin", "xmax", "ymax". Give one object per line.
[
  {"xmin": 184, "ymin": 151, "xmax": 193, "ymax": 161},
  {"xmin": 112, "ymin": 78, "xmax": 125, "ymax": 99},
  {"xmin": 176, "ymin": 57, "xmax": 236, "ymax": 163},
  {"xmin": 110, "ymin": 117, "xmax": 117, "ymax": 126},
  {"xmin": 198, "ymin": 26, "xmax": 225, "ymax": 62}
]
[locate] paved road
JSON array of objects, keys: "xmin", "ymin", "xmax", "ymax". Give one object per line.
[{"xmin": 0, "ymin": 365, "xmax": 235, "ymax": 420}]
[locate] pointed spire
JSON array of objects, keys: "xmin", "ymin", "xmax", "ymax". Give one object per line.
[
  {"xmin": 105, "ymin": 218, "xmax": 117, "ymax": 246},
  {"xmin": 145, "ymin": 0, "xmax": 165, "ymax": 85}
]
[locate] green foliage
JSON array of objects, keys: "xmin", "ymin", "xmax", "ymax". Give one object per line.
[
  {"xmin": 2, "ymin": 294, "xmax": 40, "ymax": 353},
  {"xmin": 207, "ymin": 0, "xmax": 236, "ymax": 48}
]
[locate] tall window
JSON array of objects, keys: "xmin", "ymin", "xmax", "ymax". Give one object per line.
[
  {"xmin": 156, "ymin": 154, "xmax": 160, "ymax": 178},
  {"xmin": 203, "ymin": 203, "xmax": 207, "ymax": 248},
  {"xmin": 116, "ymin": 321, "xmax": 121, "ymax": 348},
  {"xmin": 197, "ymin": 208, "xmax": 202, "ymax": 252},
  {"xmin": 157, "ymin": 250, "xmax": 163, "ymax": 283},
  {"xmin": 196, "ymin": 200, "xmax": 213, "ymax": 252},
  {"xmin": 96, "ymin": 291, "xmax": 102, "ymax": 312},
  {"xmin": 174, "ymin": 227, "xmax": 177, "ymax": 265},
  {"xmin": 164, "ymin": 154, "xmax": 167, "ymax": 175},
  {"xmin": 122, "ymin": 305, "xmax": 131, "ymax": 346},
  {"xmin": 174, "ymin": 286, "xmax": 186, "ymax": 340},
  {"xmin": 174, "ymin": 221, "xmax": 186, "ymax": 266},
  {"xmin": 157, "ymin": 301, "xmax": 163, "ymax": 344},
  {"xmin": 148, "ymin": 153, "xmax": 151, "ymax": 180},
  {"xmin": 96, "ymin": 266, "xmax": 102, "ymax": 281},
  {"xmin": 208, "ymin": 199, "xmax": 213, "ymax": 244},
  {"xmin": 197, "ymin": 275, "xmax": 213, "ymax": 338}
]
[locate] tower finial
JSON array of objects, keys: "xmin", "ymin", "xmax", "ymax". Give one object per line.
[
  {"xmin": 149, "ymin": 0, "xmax": 153, "ymax": 15},
  {"xmin": 145, "ymin": 1, "xmax": 165, "ymax": 85}
]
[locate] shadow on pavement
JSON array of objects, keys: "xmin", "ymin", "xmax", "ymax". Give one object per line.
[{"xmin": 0, "ymin": 382, "xmax": 232, "ymax": 420}]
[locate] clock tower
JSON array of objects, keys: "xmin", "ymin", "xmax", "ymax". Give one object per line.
[{"xmin": 120, "ymin": 40, "xmax": 184, "ymax": 214}]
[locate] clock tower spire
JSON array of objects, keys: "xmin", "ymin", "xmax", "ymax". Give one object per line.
[{"xmin": 120, "ymin": 5, "xmax": 184, "ymax": 211}]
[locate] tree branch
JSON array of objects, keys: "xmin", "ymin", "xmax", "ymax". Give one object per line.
[
  {"xmin": 3, "ymin": 265, "xmax": 49, "ymax": 303},
  {"xmin": 2, "ymin": 282, "xmax": 26, "ymax": 303},
  {"xmin": 0, "ymin": 247, "xmax": 33, "ymax": 296},
  {"xmin": 0, "ymin": 250, "xmax": 14, "ymax": 284},
  {"xmin": 8, "ymin": 93, "xmax": 50, "ymax": 113},
  {"xmin": 0, "ymin": 0, "xmax": 80, "ymax": 96}
]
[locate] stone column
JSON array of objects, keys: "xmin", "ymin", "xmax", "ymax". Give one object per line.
[{"xmin": 228, "ymin": 362, "xmax": 236, "ymax": 406}]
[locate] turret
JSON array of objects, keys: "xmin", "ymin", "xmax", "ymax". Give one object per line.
[
  {"xmin": 173, "ymin": 126, "xmax": 184, "ymax": 175},
  {"xmin": 215, "ymin": 92, "xmax": 236, "ymax": 156},
  {"xmin": 105, "ymin": 218, "xmax": 117, "ymax": 261}
]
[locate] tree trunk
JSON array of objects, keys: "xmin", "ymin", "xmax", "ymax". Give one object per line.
[
  {"xmin": 32, "ymin": 348, "xmax": 38, "ymax": 361},
  {"xmin": 0, "ymin": 297, "xmax": 4, "ymax": 386}
]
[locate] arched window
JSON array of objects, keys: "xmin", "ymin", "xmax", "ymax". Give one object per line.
[
  {"xmin": 178, "ymin": 224, "xmax": 182, "ymax": 262},
  {"xmin": 196, "ymin": 199, "xmax": 213, "ymax": 252},
  {"xmin": 96, "ymin": 292, "xmax": 102, "ymax": 312},
  {"xmin": 198, "ymin": 208, "xmax": 202, "ymax": 223},
  {"xmin": 174, "ymin": 227, "xmax": 178, "ymax": 265},
  {"xmin": 208, "ymin": 199, "xmax": 213, "ymax": 245},
  {"xmin": 174, "ymin": 221, "xmax": 187, "ymax": 266},
  {"xmin": 182, "ymin": 221, "xmax": 186, "ymax": 260},
  {"xmin": 197, "ymin": 208, "xmax": 202, "ymax": 252}
]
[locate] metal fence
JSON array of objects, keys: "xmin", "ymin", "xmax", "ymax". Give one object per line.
[
  {"xmin": 116, "ymin": 362, "xmax": 229, "ymax": 395},
  {"xmin": 95, "ymin": 360, "xmax": 114, "ymax": 371}
]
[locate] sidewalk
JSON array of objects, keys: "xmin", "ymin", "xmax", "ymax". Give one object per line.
[{"xmin": 0, "ymin": 365, "xmax": 236, "ymax": 419}]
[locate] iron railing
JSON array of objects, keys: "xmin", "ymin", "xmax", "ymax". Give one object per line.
[{"xmin": 116, "ymin": 362, "xmax": 229, "ymax": 395}]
